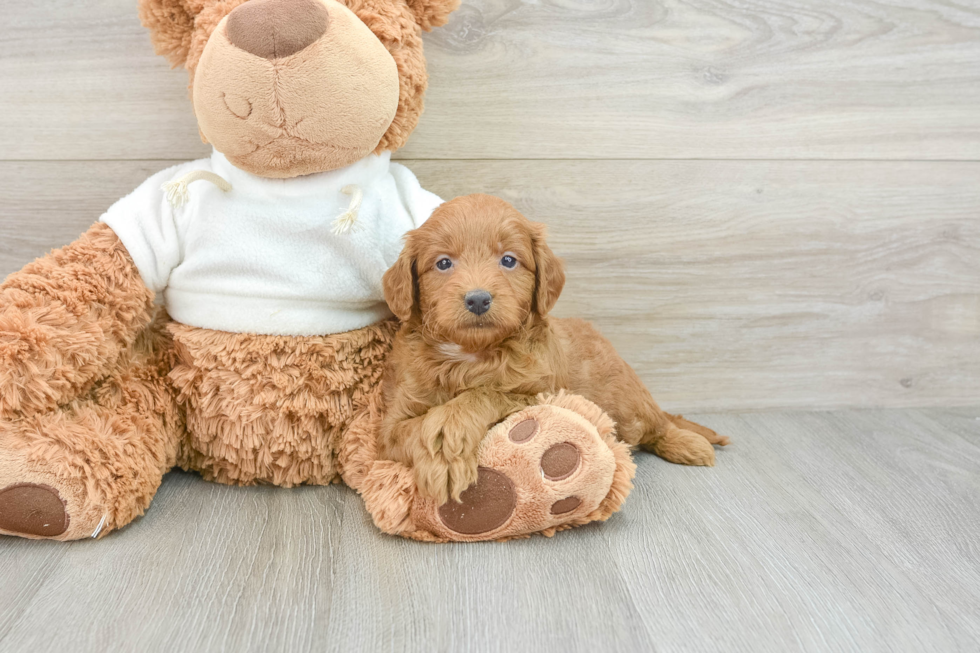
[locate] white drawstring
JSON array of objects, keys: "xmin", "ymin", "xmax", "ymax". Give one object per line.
[
  {"xmin": 162, "ymin": 173, "xmax": 360, "ymax": 237},
  {"xmin": 91, "ymin": 514, "xmax": 107, "ymax": 539},
  {"xmin": 162, "ymin": 170, "xmax": 232, "ymax": 207},
  {"xmin": 331, "ymin": 185, "xmax": 362, "ymax": 235}
]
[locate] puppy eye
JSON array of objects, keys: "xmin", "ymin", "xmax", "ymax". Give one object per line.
[
  {"xmin": 435, "ymin": 257, "xmax": 453, "ymax": 271},
  {"xmin": 500, "ymin": 255, "xmax": 518, "ymax": 269}
]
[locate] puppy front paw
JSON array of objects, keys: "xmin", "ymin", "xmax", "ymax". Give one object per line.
[
  {"xmin": 413, "ymin": 454, "xmax": 452, "ymax": 505},
  {"xmin": 412, "ymin": 450, "xmax": 480, "ymax": 505},
  {"xmin": 412, "ymin": 413, "xmax": 483, "ymax": 504},
  {"xmin": 445, "ymin": 453, "xmax": 480, "ymax": 502}
]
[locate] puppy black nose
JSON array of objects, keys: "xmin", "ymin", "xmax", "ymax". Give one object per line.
[{"xmin": 464, "ymin": 290, "xmax": 492, "ymax": 316}]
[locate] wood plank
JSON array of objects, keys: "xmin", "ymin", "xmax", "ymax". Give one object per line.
[
  {"xmin": 606, "ymin": 408, "xmax": 980, "ymax": 652},
  {"xmin": 2, "ymin": 0, "xmax": 979, "ymax": 161},
  {"xmin": 0, "ymin": 471, "xmax": 347, "ymax": 652},
  {"xmin": 322, "ymin": 490, "xmax": 654, "ymax": 651},
  {"xmin": 0, "ymin": 408, "xmax": 978, "ymax": 652},
  {"xmin": 1, "ymin": 159, "xmax": 977, "ymax": 411},
  {"xmin": 0, "ymin": 0, "xmax": 205, "ymax": 162},
  {"xmin": 914, "ymin": 404, "xmax": 980, "ymax": 443}
]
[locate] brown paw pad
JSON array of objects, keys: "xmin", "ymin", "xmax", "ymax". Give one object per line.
[
  {"xmin": 550, "ymin": 496, "xmax": 582, "ymax": 515},
  {"xmin": 541, "ymin": 442, "xmax": 580, "ymax": 481},
  {"xmin": 508, "ymin": 418, "xmax": 539, "ymax": 443},
  {"xmin": 0, "ymin": 483, "xmax": 69, "ymax": 537},
  {"xmin": 438, "ymin": 467, "xmax": 516, "ymax": 535}
]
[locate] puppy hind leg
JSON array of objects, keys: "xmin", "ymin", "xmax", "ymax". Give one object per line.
[
  {"xmin": 642, "ymin": 425, "xmax": 717, "ymax": 467},
  {"xmin": 628, "ymin": 398, "xmax": 720, "ymax": 467},
  {"xmin": 667, "ymin": 413, "xmax": 730, "ymax": 446}
]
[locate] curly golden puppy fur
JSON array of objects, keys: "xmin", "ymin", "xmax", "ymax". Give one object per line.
[{"xmin": 381, "ymin": 194, "xmax": 729, "ymax": 504}]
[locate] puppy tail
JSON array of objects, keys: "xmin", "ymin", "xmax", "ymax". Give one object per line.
[{"xmin": 667, "ymin": 413, "xmax": 730, "ymax": 446}]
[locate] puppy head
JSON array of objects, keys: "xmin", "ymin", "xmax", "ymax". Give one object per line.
[{"xmin": 383, "ymin": 194, "xmax": 565, "ymax": 350}]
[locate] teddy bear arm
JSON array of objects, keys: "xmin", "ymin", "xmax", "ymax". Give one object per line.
[{"xmin": 0, "ymin": 222, "xmax": 156, "ymax": 419}]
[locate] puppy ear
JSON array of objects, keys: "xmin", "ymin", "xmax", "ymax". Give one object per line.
[
  {"xmin": 531, "ymin": 223, "xmax": 566, "ymax": 316},
  {"xmin": 383, "ymin": 245, "xmax": 418, "ymax": 322}
]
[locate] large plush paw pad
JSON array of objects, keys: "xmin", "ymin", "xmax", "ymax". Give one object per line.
[
  {"xmin": 437, "ymin": 468, "xmax": 517, "ymax": 535},
  {"xmin": 412, "ymin": 397, "xmax": 631, "ymax": 541},
  {"xmin": 0, "ymin": 483, "xmax": 70, "ymax": 537}
]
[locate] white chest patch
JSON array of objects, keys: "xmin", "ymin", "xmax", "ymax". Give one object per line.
[{"xmin": 436, "ymin": 342, "xmax": 480, "ymax": 364}]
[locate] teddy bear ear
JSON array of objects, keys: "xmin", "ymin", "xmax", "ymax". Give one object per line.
[
  {"xmin": 404, "ymin": 0, "xmax": 461, "ymax": 31},
  {"xmin": 138, "ymin": 0, "xmax": 198, "ymax": 68}
]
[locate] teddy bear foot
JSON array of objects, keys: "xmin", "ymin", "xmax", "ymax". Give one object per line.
[
  {"xmin": 353, "ymin": 392, "xmax": 636, "ymax": 542},
  {"xmin": 0, "ymin": 482, "xmax": 71, "ymax": 538},
  {"xmin": 0, "ymin": 437, "xmax": 107, "ymax": 541},
  {"xmin": 413, "ymin": 394, "xmax": 636, "ymax": 541}
]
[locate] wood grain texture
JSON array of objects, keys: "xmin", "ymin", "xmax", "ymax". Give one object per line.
[
  {"xmin": 0, "ymin": 476, "xmax": 346, "ymax": 652},
  {"xmin": 1, "ymin": 0, "xmax": 979, "ymax": 161},
  {"xmin": 0, "ymin": 408, "xmax": 977, "ymax": 652},
  {"xmin": 608, "ymin": 407, "xmax": 980, "ymax": 652},
  {"xmin": 2, "ymin": 159, "xmax": 977, "ymax": 411}
]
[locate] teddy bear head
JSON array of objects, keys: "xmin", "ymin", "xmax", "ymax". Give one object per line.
[{"xmin": 139, "ymin": 0, "xmax": 459, "ymax": 178}]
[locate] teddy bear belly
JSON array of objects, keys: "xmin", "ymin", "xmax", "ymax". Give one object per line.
[{"xmin": 167, "ymin": 318, "xmax": 397, "ymax": 487}]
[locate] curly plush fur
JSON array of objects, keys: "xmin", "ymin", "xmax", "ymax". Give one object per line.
[
  {"xmin": 0, "ymin": 225, "xmax": 396, "ymax": 539},
  {"xmin": 0, "ymin": 223, "xmax": 154, "ymax": 418},
  {"xmin": 0, "ymin": 306, "xmax": 182, "ymax": 539},
  {"xmin": 171, "ymin": 319, "xmax": 396, "ymax": 486}
]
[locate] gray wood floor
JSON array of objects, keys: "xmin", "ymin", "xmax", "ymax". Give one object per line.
[{"xmin": 1, "ymin": 406, "xmax": 977, "ymax": 653}]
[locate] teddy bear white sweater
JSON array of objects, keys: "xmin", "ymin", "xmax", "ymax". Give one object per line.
[{"xmin": 101, "ymin": 150, "xmax": 441, "ymax": 336}]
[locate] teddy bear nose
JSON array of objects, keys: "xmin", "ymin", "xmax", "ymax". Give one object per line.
[{"xmin": 226, "ymin": 0, "xmax": 329, "ymax": 60}]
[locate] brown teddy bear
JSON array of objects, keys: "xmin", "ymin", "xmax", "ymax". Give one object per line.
[{"xmin": 0, "ymin": 0, "xmax": 635, "ymax": 542}]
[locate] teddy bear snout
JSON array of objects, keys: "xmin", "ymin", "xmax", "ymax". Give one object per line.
[
  {"xmin": 226, "ymin": 0, "xmax": 329, "ymax": 60},
  {"xmin": 194, "ymin": 0, "xmax": 402, "ymax": 176}
]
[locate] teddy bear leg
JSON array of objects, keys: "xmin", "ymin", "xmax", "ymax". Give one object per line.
[
  {"xmin": 343, "ymin": 392, "xmax": 637, "ymax": 542},
  {"xmin": 168, "ymin": 320, "xmax": 397, "ymax": 488},
  {"xmin": 0, "ymin": 316, "xmax": 183, "ymax": 541}
]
